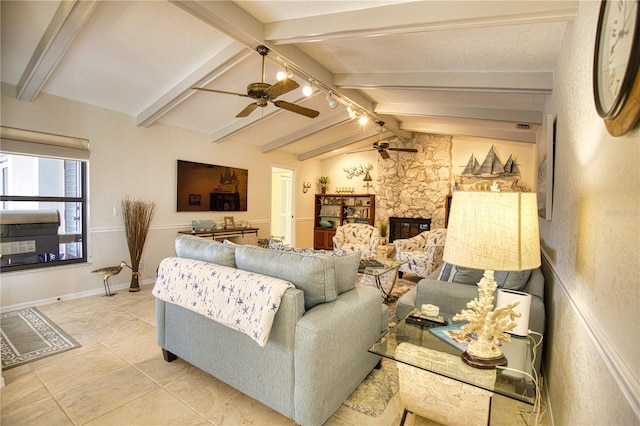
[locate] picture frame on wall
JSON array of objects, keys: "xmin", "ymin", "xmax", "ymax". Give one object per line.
[
  {"xmin": 537, "ymin": 114, "xmax": 556, "ymax": 220},
  {"xmin": 188, "ymin": 194, "xmax": 201, "ymax": 205},
  {"xmin": 224, "ymin": 216, "xmax": 235, "ymax": 229}
]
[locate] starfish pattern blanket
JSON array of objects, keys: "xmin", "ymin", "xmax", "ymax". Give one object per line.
[{"xmin": 153, "ymin": 257, "xmax": 294, "ymax": 346}]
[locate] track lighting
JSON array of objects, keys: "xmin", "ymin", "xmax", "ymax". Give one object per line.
[
  {"xmin": 303, "ymin": 80, "xmax": 314, "ymax": 96},
  {"xmin": 326, "ymin": 93, "xmax": 338, "ymax": 109},
  {"xmin": 347, "ymin": 106, "xmax": 357, "ymax": 120},
  {"xmin": 358, "ymin": 116, "xmax": 369, "ymax": 125},
  {"xmin": 276, "ymin": 65, "xmax": 292, "ymax": 81}
]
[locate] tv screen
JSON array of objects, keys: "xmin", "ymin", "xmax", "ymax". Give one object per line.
[{"xmin": 177, "ymin": 160, "xmax": 248, "ymax": 212}]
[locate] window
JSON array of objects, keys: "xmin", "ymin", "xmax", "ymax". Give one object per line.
[{"xmin": 1, "ymin": 127, "xmax": 89, "ymax": 272}]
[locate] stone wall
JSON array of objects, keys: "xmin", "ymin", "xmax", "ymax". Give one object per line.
[{"xmin": 376, "ymin": 133, "xmax": 452, "ymax": 229}]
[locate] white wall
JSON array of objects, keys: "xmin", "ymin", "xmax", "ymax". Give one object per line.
[
  {"xmin": 0, "ymin": 83, "xmax": 320, "ymax": 309},
  {"xmin": 540, "ymin": 1, "xmax": 639, "ymax": 423}
]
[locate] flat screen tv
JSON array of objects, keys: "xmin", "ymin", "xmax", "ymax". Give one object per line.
[{"xmin": 177, "ymin": 160, "xmax": 248, "ymax": 212}]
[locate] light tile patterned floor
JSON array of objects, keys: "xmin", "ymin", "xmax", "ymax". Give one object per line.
[{"xmin": 1, "ymin": 285, "xmax": 546, "ymax": 425}]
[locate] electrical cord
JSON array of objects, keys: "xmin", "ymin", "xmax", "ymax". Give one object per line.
[{"xmin": 495, "ymin": 330, "xmax": 547, "ymax": 425}]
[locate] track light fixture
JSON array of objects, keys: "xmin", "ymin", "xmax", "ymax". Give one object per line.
[
  {"xmin": 347, "ymin": 105, "xmax": 357, "ymax": 120},
  {"xmin": 326, "ymin": 93, "xmax": 338, "ymax": 109},
  {"xmin": 276, "ymin": 65, "xmax": 292, "ymax": 81},
  {"xmin": 358, "ymin": 115, "xmax": 369, "ymax": 125},
  {"xmin": 303, "ymin": 80, "xmax": 314, "ymax": 96},
  {"xmin": 271, "ymin": 53, "xmax": 408, "ymax": 143}
]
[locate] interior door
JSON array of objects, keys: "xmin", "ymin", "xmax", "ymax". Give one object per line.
[{"xmin": 271, "ymin": 166, "xmax": 294, "ymax": 245}]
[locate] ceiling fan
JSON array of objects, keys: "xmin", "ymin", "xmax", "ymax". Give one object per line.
[
  {"xmin": 349, "ymin": 139, "xmax": 418, "ymax": 160},
  {"xmin": 192, "ymin": 45, "xmax": 320, "ymax": 119}
]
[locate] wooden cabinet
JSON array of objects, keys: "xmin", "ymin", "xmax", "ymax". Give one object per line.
[
  {"xmin": 314, "ymin": 194, "xmax": 375, "ymax": 250},
  {"xmin": 314, "ymin": 228, "xmax": 335, "ymax": 250}
]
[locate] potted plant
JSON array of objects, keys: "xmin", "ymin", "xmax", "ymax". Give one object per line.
[
  {"xmin": 318, "ymin": 176, "xmax": 330, "ymax": 194},
  {"xmin": 379, "ymin": 220, "xmax": 388, "ymax": 245}
]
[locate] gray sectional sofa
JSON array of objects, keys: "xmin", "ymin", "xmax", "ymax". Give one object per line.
[{"xmin": 154, "ymin": 235, "xmax": 388, "ymax": 426}]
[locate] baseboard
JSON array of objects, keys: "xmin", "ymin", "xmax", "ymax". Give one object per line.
[
  {"xmin": 0, "ymin": 279, "xmax": 155, "ymax": 312},
  {"xmin": 541, "ymin": 249, "xmax": 639, "ymax": 420}
]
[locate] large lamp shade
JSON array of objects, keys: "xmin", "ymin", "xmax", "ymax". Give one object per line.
[{"xmin": 443, "ymin": 191, "xmax": 541, "ymax": 272}]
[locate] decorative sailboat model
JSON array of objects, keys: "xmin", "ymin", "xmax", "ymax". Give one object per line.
[{"xmin": 460, "ymin": 146, "xmax": 519, "ymax": 177}]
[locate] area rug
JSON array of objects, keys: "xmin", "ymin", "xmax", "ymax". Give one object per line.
[
  {"xmin": 343, "ymin": 358, "xmax": 399, "ymax": 417},
  {"xmin": 343, "ymin": 274, "xmax": 418, "ymax": 417},
  {"xmin": 1, "ymin": 307, "xmax": 80, "ymax": 369},
  {"xmin": 358, "ymin": 273, "xmax": 420, "ymax": 327}
]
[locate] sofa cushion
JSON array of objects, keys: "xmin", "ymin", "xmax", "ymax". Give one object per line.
[
  {"xmin": 268, "ymin": 245, "xmax": 360, "ymax": 295},
  {"xmin": 175, "ymin": 235, "xmax": 236, "ymax": 268},
  {"xmin": 438, "ymin": 262, "xmax": 532, "ymax": 291},
  {"xmin": 235, "ymin": 245, "xmax": 338, "ymax": 310}
]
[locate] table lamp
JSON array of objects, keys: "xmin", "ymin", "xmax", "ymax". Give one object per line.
[{"xmin": 443, "ymin": 190, "xmax": 540, "ymax": 368}]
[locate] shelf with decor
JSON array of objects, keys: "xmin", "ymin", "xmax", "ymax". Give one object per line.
[{"xmin": 314, "ymin": 193, "xmax": 375, "ymax": 250}]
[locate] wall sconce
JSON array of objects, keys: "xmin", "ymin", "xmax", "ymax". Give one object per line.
[{"xmin": 302, "ymin": 181, "xmax": 312, "ymax": 193}]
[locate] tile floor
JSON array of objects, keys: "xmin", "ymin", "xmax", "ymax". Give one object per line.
[{"xmin": 1, "ymin": 285, "xmax": 546, "ymax": 425}]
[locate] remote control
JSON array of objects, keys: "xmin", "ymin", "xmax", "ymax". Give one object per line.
[{"xmin": 406, "ymin": 312, "xmax": 447, "ymax": 327}]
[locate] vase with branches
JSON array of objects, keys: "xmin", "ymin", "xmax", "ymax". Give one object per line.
[{"xmin": 121, "ymin": 197, "xmax": 156, "ymax": 292}]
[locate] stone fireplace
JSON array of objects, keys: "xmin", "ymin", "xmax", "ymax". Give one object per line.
[{"xmin": 375, "ymin": 133, "xmax": 452, "ymax": 229}]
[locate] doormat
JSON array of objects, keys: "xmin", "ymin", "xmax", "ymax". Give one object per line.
[{"xmin": 1, "ymin": 307, "xmax": 81, "ymax": 369}]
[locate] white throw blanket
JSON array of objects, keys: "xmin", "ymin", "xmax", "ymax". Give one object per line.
[{"xmin": 153, "ymin": 257, "xmax": 294, "ymax": 347}]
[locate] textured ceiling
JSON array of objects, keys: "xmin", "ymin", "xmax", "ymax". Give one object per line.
[{"xmin": 1, "ymin": 0, "xmax": 579, "ymax": 160}]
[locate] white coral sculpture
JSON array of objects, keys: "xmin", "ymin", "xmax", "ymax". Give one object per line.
[{"xmin": 452, "ymin": 270, "xmax": 521, "ymax": 359}]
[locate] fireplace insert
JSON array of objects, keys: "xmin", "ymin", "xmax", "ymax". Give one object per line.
[{"xmin": 388, "ymin": 217, "xmax": 431, "ymax": 243}]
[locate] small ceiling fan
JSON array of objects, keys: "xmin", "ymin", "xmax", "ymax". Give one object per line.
[
  {"xmin": 192, "ymin": 45, "xmax": 320, "ymax": 119},
  {"xmin": 349, "ymin": 132, "xmax": 418, "ymax": 159}
]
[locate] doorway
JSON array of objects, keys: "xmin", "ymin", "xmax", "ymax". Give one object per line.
[{"xmin": 271, "ymin": 166, "xmax": 294, "ymax": 246}]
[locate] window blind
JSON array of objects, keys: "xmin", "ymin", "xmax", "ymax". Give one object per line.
[{"xmin": 1, "ymin": 126, "xmax": 89, "ymax": 161}]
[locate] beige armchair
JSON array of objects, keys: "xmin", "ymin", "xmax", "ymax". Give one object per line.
[
  {"xmin": 395, "ymin": 228, "xmax": 447, "ymax": 278},
  {"xmin": 332, "ymin": 223, "xmax": 380, "ymax": 258}
]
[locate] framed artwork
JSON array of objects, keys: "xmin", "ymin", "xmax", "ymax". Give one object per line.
[
  {"xmin": 188, "ymin": 194, "xmax": 201, "ymax": 205},
  {"xmin": 224, "ymin": 216, "xmax": 235, "ymax": 229},
  {"xmin": 537, "ymin": 114, "xmax": 556, "ymax": 220}
]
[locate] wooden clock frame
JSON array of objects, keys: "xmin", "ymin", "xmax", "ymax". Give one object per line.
[{"xmin": 593, "ymin": 0, "xmax": 640, "ymax": 136}]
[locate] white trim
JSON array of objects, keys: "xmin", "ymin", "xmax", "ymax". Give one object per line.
[
  {"xmin": 0, "ymin": 280, "xmax": 155, "ymax": 313},
  {"xmin": 541, "ymin": 249, "xmax": 640, "ymax": 419}
]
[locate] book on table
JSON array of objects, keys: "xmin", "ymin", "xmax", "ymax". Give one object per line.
[{"xmin": 429, "ymin": 322, "xmax": 473, "ymax": 351}]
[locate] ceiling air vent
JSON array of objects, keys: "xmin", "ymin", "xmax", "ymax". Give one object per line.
[{"xmin": 516, "ymin": 123, "xmax": 531, "ymax": 130}]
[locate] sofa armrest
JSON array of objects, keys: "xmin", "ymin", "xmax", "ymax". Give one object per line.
[
  {"xmin": 415, "ymin": 279, "xmax": 545, "ymax": 336},
  {"xmin": 416, "ymin": 279, "xmax": 479, "ymax": 316},
  {"xmin": 394, "ymin": 233, "xmax": 426, "ymax": 259},
  {"xmin": 293, "ymin": 286, "xmax": 383, "ymax": 425},
  {"xmin": 332, "ymin": 234, "xmax": 344, "ymax": 249}
]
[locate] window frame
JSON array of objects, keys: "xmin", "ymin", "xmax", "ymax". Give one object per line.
[{"xmin": 1, "ymin": 126, "xmax": 89, "ymax": 273}]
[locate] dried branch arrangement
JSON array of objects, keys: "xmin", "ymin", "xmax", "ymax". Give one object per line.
[{"xmin": 121, "ymin": 197, "xmax": 156, "ymax": 292}]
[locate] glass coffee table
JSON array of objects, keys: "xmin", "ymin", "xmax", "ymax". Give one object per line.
[
  {"xmin": 359, "ymin": 257, "xmax": 407, "ymax": 301},
  {"xmin": 369, "ymin": 314, "xmax": 537, "ymax": 425}
]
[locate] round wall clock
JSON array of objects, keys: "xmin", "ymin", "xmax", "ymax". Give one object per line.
[{"xmin": 593, "ymin": 0, "xmax": 640, "ymax": 136}]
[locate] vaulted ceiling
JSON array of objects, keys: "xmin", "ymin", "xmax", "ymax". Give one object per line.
[{"xmin": 1, "ymin": 1, "xmax": 578, "ymax": 161}]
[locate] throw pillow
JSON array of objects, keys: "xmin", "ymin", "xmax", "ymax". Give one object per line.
[
  {"xmin": 437, "ymin": 262, "xmax": 532, "ymax": 291},
  {"xmin": 235, "ymin": 245, "xmax": 338, "ymax": 310}
]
